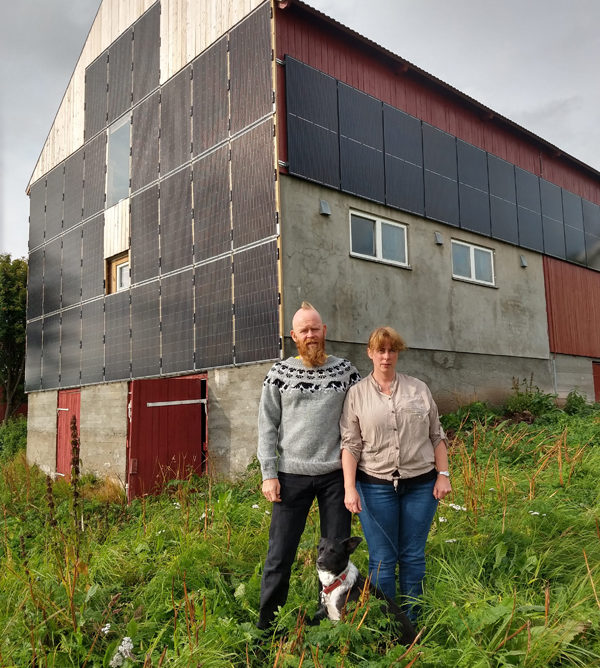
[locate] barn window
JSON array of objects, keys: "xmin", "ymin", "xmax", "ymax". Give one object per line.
[
  {"xmin": 106, "ymin": 115, "xmax": 131, "ymax": 207},
  {"xmin": 107, "ymin": 251, "xmax": 130, "ymax": 293},
  {"xmin": 451, "ymin": 240, "xmax": 495, "ymax": 286},
  {"xmin": 350, "ymin": 211, "xmax": 408, "ymax": 267}
]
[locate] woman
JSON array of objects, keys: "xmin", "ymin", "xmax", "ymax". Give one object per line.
[{"xmin": 340, "ymin": 326, "xmax": 451, "ymax": 622}]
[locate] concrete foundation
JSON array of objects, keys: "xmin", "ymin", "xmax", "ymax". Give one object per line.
[
  {"xmin": 552, "ymin": 354, "xmax": 598, "ymax": 401},
  {"xmin": 26, "ymin": 390, "xmax": 58, "ymax": 475}
]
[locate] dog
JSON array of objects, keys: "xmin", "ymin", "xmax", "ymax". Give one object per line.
[{"xmin": 314, "ymin": 536, "xmax": 417, "ymax": 645}]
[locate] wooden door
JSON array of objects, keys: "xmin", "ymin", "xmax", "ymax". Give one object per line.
[
  {"xmin": 56, "ymin": 389, "xmax": 81, "ymax": 480},
  {"xmin": 593, "ymin": 362, "xmax": 600, "ymax": 403},
  {"xmin": 127, "ymin": 375, "xmax": 207, "ymax": 500}
]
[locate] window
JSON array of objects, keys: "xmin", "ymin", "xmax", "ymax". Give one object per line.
[
  {"xmin": 107, "ymin": 252, "xmax": 130, "ymax": 293},
  {"xmin": 350, "ymin": 212, "xmax": 408, "ymax": 266},
  {"xmin": 451, "ymin": 240, "xmax": 495, "ymax": 285},
  {"xmin": 106, "ymin": 115, "xmax": 131, "ymax": 207}
]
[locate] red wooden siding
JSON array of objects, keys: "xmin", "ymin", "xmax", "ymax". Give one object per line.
[
  {"xmin": 127, "ymin": 375, "xmax": 207, "ymax": 500},
  {"xmin": 275, "ymin": 4, "xmax": 600, "ymax": 204},
  {"xmin": 56, "ymin": 389, "xmax": 81, "ymax": 479},
  {"xmin": 543, "ymin": 257, "xmax": 600, "ymax": 358}
]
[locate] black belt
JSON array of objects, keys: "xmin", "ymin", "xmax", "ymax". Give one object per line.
[{"xmin": 357, "ymin": 467, "xmax": 436, "ymax": 487}]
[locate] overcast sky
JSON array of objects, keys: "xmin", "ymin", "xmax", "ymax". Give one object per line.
[{"xmin": 1, "ymin": 0, "xmax": 599, "ymax": 260}]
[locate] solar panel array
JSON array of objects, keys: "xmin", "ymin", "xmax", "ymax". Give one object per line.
[{"xmin": 25, "ymin": 3, "xmax": 279, "ymax": 392}]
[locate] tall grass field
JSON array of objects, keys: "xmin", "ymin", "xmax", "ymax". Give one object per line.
[{"xmin": 0, "ymin": 386, "xmax": 599, "ymax": 667}]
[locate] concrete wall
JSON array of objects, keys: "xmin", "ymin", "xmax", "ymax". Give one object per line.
[
  {"xmin": 280, "ymin": 175, "xmax": 550, "ymax": 360},
  {"xmin": 80, "ymin": 382, "xmax": 128, "ymax": 483},
  {"xmin": 26, "ymin": 390, "xmax": 58, "ymax": 475},
  {"xmin": 552, "ymin": 354, "xmax": 598, "ymax": 401},
  {"xmin": 207, "ymin": 362, "xmax": 272, "ymax": 477}
]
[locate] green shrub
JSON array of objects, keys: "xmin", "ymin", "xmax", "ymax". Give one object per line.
[
  {"xmin": 563, "ymin": 389, "xmax": 592, "ymax": 415},
  {"xmin": 0, "ymin": 416, "xmax": 27, "ymax": 459},
  {"xmin": 504, "ymin": 375, "xmax": 557, "ymax": 418},
  {"xmin": 441, "ymin": 400, "xmax": 499, "ymax": 433}
]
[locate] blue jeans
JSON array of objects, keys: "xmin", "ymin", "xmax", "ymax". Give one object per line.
[{"xmin": 357, "ymin": 478, "xmax": 438, "ymax": 622}]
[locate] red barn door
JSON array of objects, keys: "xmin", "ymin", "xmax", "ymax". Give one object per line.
[
  {"xmin": 56, "ymin": 389, "xmax": 81, "ymax": 480},
  {"xmin": 127, "ymin": 375, "xmax": 207, "ymax": 500},
  {"xmin": 593, "ymin": 362, "xmax": 600, "ymax": 403}
]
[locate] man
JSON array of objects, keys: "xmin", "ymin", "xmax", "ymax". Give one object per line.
[{"xmin": 257, "ymin": 301, "xmax": 360, "ymax": 629}]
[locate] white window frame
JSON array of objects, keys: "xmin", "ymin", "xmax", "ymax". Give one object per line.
[
  {"xmin": 451, "ymin": 239, "xmax": 495, "ymax": 286},
  {"xmin": 349, "ymin": 211, "xmax": 409, "ymax": 268}
]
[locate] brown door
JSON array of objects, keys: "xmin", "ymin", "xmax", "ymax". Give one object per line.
[
  {"xmin": 593, "ymin": 362, "xmax": 600, "ymax": 403},
  {"xmin": 127, "ymin": 375, "xmax": 207, "ymax": 500},
  {"xmin": 56, "ymin": 389, "xmax": 81, "ymax": 480}
]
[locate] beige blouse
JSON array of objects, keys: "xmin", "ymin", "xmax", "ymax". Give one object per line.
[{"xmin": 340, "ymin": 372, "xmax": 446, "ymax": 481}]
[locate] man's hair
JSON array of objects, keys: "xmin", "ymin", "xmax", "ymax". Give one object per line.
[
  {"xmin": 300, "ymin": 301, "xmax": 316, "ymax": 311},
  {"xmin": 367, "ymin": 326, "xmax": 407, "ymax": 352}
]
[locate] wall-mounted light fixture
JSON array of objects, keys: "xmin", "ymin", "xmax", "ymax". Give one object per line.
[
  {"xmin": 434, "ymin": 231, "xmax": 444, "ymax": 245},
  {"xmin": 319, "ymin": 199, "xmax": 331, "ymax": 216},
  {"xmin": 519, "ymin": 254, "xmax": 528, "ymax": 268}
]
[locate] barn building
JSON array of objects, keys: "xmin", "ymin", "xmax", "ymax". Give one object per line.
[{"xmin": 25, "ymin": 0, "xmax": 600, "ymax": 496}]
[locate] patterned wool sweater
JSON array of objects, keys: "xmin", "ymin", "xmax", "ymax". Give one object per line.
[{"xmin": 258, "ymin": 355, "xmax": 360, "ymax": 480}]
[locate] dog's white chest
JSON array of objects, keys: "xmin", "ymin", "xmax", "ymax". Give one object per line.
[{"xmin": 318, "ymin": 562, "xmax": 359, "ymax": 621}]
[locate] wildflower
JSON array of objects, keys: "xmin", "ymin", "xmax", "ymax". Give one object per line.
[
  {"xmin": 448, "ymin": 503, "xmax": 467, "ymax": 511},
  {"xmin": 445, "ymin": 539, "xmax": 458, "ymax": 543},
  {"xmin": 438, "ymin": 516, "xmax": 447, "ymax": 522},
  {"xmin": 489, "ymin": 487, "xmax": 496, "ymax": 492},
  {"xmin": 173, "ymin": 502, "xmax": 181, "ymax": 509},
  {"xmin": 529, "ymin": 511, "xmax": 540, "ymax": 516},
  {"xmin": 200, "ymin": 512, "xmax": 206, "ymax": 520},
  {"xmin": 251, "ymin": 504, "xmax": 259, "ymax": 509},
  {"xmin": 101, "ymin": 623, "xmax": 111, "ymax": 635},
  {"xmin": 110, "ymin": 637, "xmax": 135, "ymax": 667},
  {"xmin": 265, "ymin": 510, "xmax": 270, "ymax": 515}
]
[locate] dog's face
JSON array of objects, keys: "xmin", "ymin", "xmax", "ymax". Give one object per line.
[{"xmin": 316, "ymin": 536, "xmax": 362, "ymax": 575}]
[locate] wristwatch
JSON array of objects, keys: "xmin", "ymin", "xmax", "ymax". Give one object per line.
[{"xmin": 437, "ymin": 470, "xmax": 450, "ymax": 478}]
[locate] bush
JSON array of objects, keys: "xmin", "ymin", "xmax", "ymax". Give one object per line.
[
  {"xmin": 563, "ymin": 389, "xmax": 593, "ymax": 415},
  {"xmin": 504, "ymin": 376, "xmax": 557, "ymax": 419},
  {"xmin": 441, "ymin": 401, "xmax": 499, "ymax": 433},
  {"xmin": 0, "ymin": 416, "xmax": 27, "ymax": 459}
]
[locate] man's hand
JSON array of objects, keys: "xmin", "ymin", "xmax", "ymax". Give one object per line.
[{"xmin": 262, "ymin": 477, "xmax": 281, "ymax": 503}]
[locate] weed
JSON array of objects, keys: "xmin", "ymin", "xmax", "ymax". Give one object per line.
[{"xmin": 505, "ymin": 375, "xmax": 558, "ymax": 419}]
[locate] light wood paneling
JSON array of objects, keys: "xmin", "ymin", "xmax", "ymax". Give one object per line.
[
  {"xmin": 104, "ymin": 199, "xmax": 130, "ymax": 258},
  {"xmin": 29, "ymin": 0, "xmax": 266, "ymax": 190}
]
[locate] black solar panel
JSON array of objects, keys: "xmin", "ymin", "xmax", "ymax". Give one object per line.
[
  {"xmin": 459, "ymin": 184, "xmax": 490, "ymax": 236},
  {"xmin": 233, "ymin": 241, "xmax": 279, "ymax": 364},
  {"xmin": 108, "ymin": 29, "xmax": 133, "ymax": 124},
  {"xmin": 517, "ymin": 207, "xmax": 544, "ymax": 252},
  {"xmin": 28, "ymin": 178, "xmax": 46, "ymax": 249},
  {"xmin": 131, "ymin": 281, "xmax": 160, "ymax": 377},
  {"xmin": 338, "ymin": 83, "xmax": 383, "ymax": 150},
  {"xmin": 160, "ymin": 168, "xmax": 193, "ymax": 273},
  {"xmin": 515, "ymin": 167, "xmax": 541, "ymax": 213},
  {"xmin": 84, "ymin": 134, "xmax": 107, "ymax": 219},
  {"xmin": 195, "ymin": 257, "xmax": 233, "ymax": 368},
  {"xmin": 81, "ymin": 299, "xmax": 105, "ymax": 385},
  {"xmin": 423, "ymin": 124, "xmax": 457, "ymax": 179},
  {"xmin": 192, "ymin": 37, "xmax": 228, "ymax": 156},
  {"xmin": 131, "ymin": 91, "xmax": 159, "ymax": 193},
  {"xmin": 424, "ymin": 171, "xmax": 459, "ymax": 226},
  {"xmin": 564, "ymin": 225, "xmax": 586, "ymax": 265},
  {"xmin": 562, "ymin": 190, "xmax": 584, "ymax": 230},
  {"xmin": 160, "ymin": 67, "xmax": 191, "ymax": 176},
  {"xmin": 63, "ymin": 149, "xmax": 84, "ymax": 230},
  {"xmin": 542, "ymin": 216, "xmax": 566, "ymax": 259},
  {"xmin": 27, "ymin": 248, "xmax": 44, "ymax": 320},
  {"xmin": 43, "ymin": 239, "xmax": 62, "ymax": 314},
  {"xmin": 41, "ymin": 314, "xmax": 60, "ymax": 389},
  {"xmin": 340, "ymin": 137, "xmax": 385, "ymax": 203},
  {"xmin": 488, "ymin": 155, "xmax": 516, "ymax": 202},
  {"xmin": 193, "ymin": 147, "xmax": 231, "ymax": 261},
  {"xmin": 385, "ymin": 154, "xmax": 424, "ymax": 215},
  {"xmin": 61, "ymin": 228, "xmax": 82, "ymax": 308},
  {"xmin": 60, "ymin": 307, "xmax": 82, "ymax": 387},
  {"xmin": 286, "ymin": 57, "xmax": 338, "ymax": 131},
  {"xmin": 231, "ymin": 120, "xmax": 277, "ymax": 248},
  {"xmin": 229, "ymin": 4, "xmax": 272, "ymax": 134},
  {"xmin": 131, "ymin": 186, "xmax": 159, "ymax": 284},
  {"xmin": 81, "ymin": 215, "xmax": 105, "ymax": 301},
  {"xmin": 132, "ymin": 3, "xmax": 160, "ymax": 104},
  {"xmin": 161, "ymin": 269, "xmax": 194, "ymax": 374},
  {"xmin": 105, "ymin": 291, "xmax": 131, "ymax": 381},
  {"xmin": 490, "ymin": 196, "xmax": 518, "ymax": 244},
  {"xmin": 25, "ymin": 319, "xmax": 43, "ymax": 391},
  {"xmin": 85, "ymin": 52, "xmax": 108, "ymax": 140},
  {"xmin": 384, "ymin": 105, "xmax": 423, "ymax": 166},
  {"xmin": 287, "ymin": 114, "xmax": 340, "ymax": 188},
  {"xmin": 45, "ymin": 164, "xmax": 64, "ymax": 240}
]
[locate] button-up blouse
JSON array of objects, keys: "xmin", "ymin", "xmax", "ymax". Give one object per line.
[{"xmin": 340, "ymin": 372, "xmax": 446, "ymax": 481}]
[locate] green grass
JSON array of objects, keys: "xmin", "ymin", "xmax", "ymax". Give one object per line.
[{"xmin": 0, "ymin": 403, "xmax": 599, "ymax": 666}]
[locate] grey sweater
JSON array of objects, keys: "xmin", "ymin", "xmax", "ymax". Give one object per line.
[{"xmin": 257, "ymin": 355, "xmax": 360, "ymax": 480}]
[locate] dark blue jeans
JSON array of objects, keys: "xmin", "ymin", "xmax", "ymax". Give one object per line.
[
  {"xmin": 258, "ymin": 470, "xmax": 351, "ymax": 628},
  {"xmin": 357, "ymin": 478, "xmax": 438, "ymax": 622}
]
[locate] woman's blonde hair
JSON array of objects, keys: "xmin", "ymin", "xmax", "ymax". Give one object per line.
[{"xmin": 367, "ymin": 326, "xmax": 407, "ymax": 352}]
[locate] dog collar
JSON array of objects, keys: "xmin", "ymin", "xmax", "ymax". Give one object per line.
[{"xmin": 322, "ymin": 571, "xmax": 348, "ymax": 594}]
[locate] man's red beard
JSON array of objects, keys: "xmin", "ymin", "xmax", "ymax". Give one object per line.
[{"xmin": 295, "ymin": 338, "xmax": 327, "ymax": 367}]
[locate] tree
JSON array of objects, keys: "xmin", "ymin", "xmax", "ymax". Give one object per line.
[{"xmin": 0, "ymin": 254, "xmax": 27, "ymax": 423}]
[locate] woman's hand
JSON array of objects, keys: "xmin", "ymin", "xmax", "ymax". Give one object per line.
[
  {"xmin": 433, "ymin": 475, "xmax": 452, "ymax": 500},
  {"xmin": 344, "ymin": 486, "xmax": 362, "ymax": 513}
]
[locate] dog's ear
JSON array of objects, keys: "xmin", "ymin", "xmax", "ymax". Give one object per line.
[{"xmin": 342, "ymin": 536, "xmax": 362, "ymax": 555}]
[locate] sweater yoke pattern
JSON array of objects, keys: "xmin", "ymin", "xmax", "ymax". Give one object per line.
[{"xmin": 264, "ymin": 358, "xmax": 360, "ymax": 393}]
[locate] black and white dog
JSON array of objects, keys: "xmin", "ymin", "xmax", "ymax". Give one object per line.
[{"xmin": 314, "ymin": 536, "xmax": 417, "ymax": 645}]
